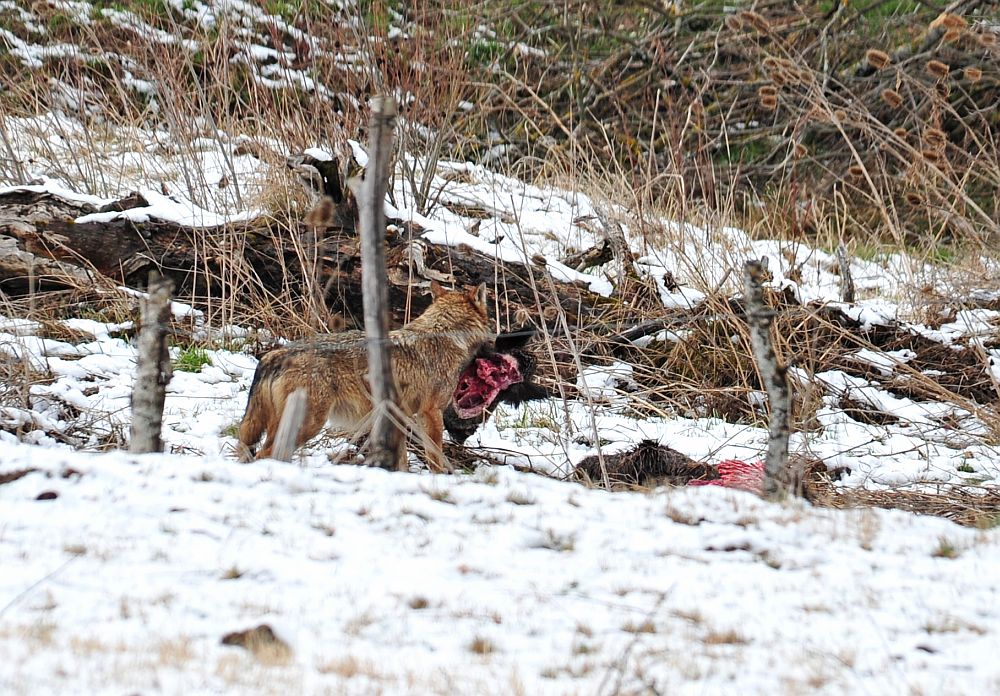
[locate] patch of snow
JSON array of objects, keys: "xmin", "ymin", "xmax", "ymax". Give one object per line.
[
  {"xmin": 852, "ymin": 348, "xmax": 917, "ymax": 376},
  {"xmin": 577, "ymin": 361, "xmax": 637, "ymax": 401},
  {"xmin": 75, "ymin": 189, "xmax": 263, "ymax": 227}
]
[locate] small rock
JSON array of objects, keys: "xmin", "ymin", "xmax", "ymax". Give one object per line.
[
  {"xmin": 221, "ymin": 624, "xmax": 291, "ymax": 661},
  {"xmin": 36, "ymin": 490, "xmax": 59, "ymax": 501}
]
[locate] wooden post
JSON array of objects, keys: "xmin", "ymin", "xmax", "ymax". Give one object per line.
[
  {"xmin": 270, "ymin": 388, "xmax": 307, "ymax": 462},
  {"xmin": 836, "ymin": 241, "xmax": 855, "ymax": 303},
  {"xmin": 742, "ymin": 260, "xmax": 791, "ymax": 498},
  {"xmin": 130, "ymin": 272, "xmax": 174, "ymax": 454},
  {"xmin": 355, "ymin": 96, "xmax": 405, "ymax": 471}
]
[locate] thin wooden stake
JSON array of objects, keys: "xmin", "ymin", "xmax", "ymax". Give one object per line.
[
  {"xmin": 354, "ymin": 95, "xmax": 405, "ymax": 471},
  {"xmin": 836, "ymin": 241, "xmax": 855, "ymax": 303},
  {"xmin": 742, "ymin": 260, "xmax": 791, "ymax": 498},
  {"xmin": 130, "ymin": 272, "xmax": 174, "ymax": 454}
]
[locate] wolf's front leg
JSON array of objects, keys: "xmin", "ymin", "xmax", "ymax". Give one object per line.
[
  {"xmin": 392, "ymin": 440, "xmax": 409, "ymax": 472},
  {"xmin": 418, "ymin": 404, "xmax": 452, "ymax": 473}
]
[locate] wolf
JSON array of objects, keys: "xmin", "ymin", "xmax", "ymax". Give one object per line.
[{"xmin": 238, "ymin": 282, "xmax": 491, "ymax": 471}]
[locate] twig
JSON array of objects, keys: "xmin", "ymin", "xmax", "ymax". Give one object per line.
[
  {"xmin": 0, "ymin": 554, "xmax": 82, "ymax": 620},
  {"xmin": 0, "ymin": 120, "xmax": 27, "ymax": 183}
]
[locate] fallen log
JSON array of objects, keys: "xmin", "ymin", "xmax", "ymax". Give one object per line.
[{"xmin": 0, "ymin": 186, "xmax": 607, "ymax": 333}]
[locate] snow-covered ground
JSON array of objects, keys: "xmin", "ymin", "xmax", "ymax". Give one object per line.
[{"xmin": 4, "ymin": 439, "xmax": 1000, "ymax": 695}]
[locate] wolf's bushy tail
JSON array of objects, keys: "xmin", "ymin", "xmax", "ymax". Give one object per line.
[{"xmin": 237, "ymin": 367, "xmax": 275, "ymax": 462}]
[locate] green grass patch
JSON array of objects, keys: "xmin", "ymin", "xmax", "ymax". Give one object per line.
[
  {"xmin": 716, "ymin": 137, "xmax": 772, "ymax": 165},
  {"xmin": 265, "ymin": 0, "xmax": 299, "ymax": 21},
  {"xmin": 173, "ymin": 346, "xmax": 212, "ymax": 373},
  {"xmin": 850, "ymin": 243, "xmax": 888, "ymax": 263},
  {"xmin": 931, "ymin": 537, "xmax": 960, "ymax": 559},
  {"xmin": 46, "ymin": 12, "xmax": 76, "ymax": 32},
  {"xmin": 924, "ymin": 244, "xmax": 957, "ymax": 265},
  {"xmin": 356, "ymin": 0, "xmax": 398, "ymax": 34},
  {"xmin": 467, "ymin": 39, "xmax": 505, "ymax": 67}
]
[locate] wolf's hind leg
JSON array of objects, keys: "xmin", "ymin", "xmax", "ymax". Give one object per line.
[{"xmin": 296, "ymin": 406, "xmax": 329, "ymax": 449}]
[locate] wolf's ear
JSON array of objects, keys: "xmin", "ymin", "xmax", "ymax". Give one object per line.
[
  {"xmin": 430, "ymin": 280, "xmax": 446, "ymax": 299},
  {"xmin": 469, "ymin": 282, "xmax": 488, "ymax": 307}
]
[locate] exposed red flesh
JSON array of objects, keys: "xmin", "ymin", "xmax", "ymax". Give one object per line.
[
  {"xmin": 688, "ymin": 459, "xmax": 765, "ymax": 492},
  {"xmin": 452, "ymin": 353, "xmax": 524, "ymax": 419}
]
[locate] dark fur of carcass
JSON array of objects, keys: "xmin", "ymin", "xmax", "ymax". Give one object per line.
[
  {"xmin": 575, "ymin": 440, "xmax": 719, "ymax": 488},
  {"xmin": 444, "ymin": 328, "xmax": 548, "ymax": 443}
]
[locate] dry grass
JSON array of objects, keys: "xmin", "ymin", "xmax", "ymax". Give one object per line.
[
  {"xmin": 490, "ymin": 2, "xmax": 998, "ymax": 252},
  {"xmin": 468, "ymin": 635, "xmax": 497, "ymax": 655},
  {"xmin": 812, "ymin": 479, "xmax": 1000, "ymax": 529},
  {"xmin": 156, "ymin": 638, "xmax": 194, "ymax": 667},
  {"xmin": 2, "ymin": 2, "xmax": 997, "ymax": 253},
  {"xmin": 0, "ymin": 622, "xmax": 58, "ymax": 647},
  {"xmin": 622, "ymin": 619, "xmax": 657, "ymax": 635},
  {"xmin": 317, "ymin": 654, "xmax": 381, "ymax": 679},
  {"xmin": 702, "ymin": 628, "xmax": 748, "ymax": 646},
  {"xmin": 407, "ymin": 595, "xmax": 430, "ymax": 610}
]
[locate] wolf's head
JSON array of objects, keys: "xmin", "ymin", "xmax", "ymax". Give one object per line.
[
  {"xmin": 444, "ymin": 327, "xmax": 548, "ymax": 444},
  {"xmin": 429, "ymin": 280, "xmax": 488, "ymax": 319},
  {"xmin": 405, "ymin": 281, "xmax": 492, "ymax": 352}
]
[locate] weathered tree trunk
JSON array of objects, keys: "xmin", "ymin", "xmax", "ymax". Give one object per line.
[
  {"xmin": 742, "ymin": 260, "xmax": 791, "ymax": 498},
  {"xmin": 130, "ymin": 272, "xmax": 173, "ymax": 454},
  {"xmin": 355, "ymin": 96, "xmax": 406, "ymax": 472}
]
